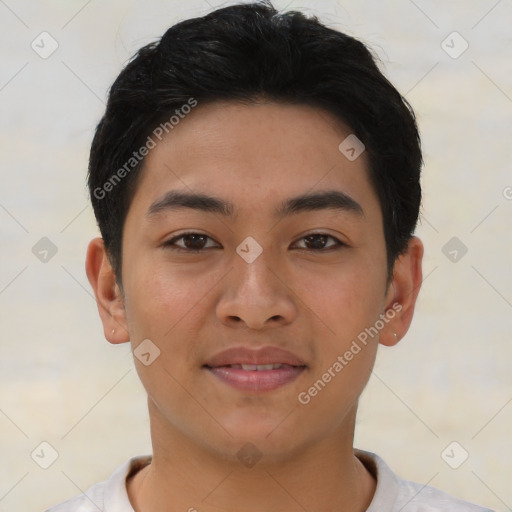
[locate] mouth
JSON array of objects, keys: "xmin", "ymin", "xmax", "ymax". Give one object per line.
[
  {"xmin": 219, "ymin": 363, "xmax": 290, "ymax": 370},
  {"xmin": 203, "ymin": 346, "xmax": 307, "ymax": 392}
]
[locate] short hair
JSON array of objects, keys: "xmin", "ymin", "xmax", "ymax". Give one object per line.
[{"xmin": 88, "ymin": 0, "xmax": 422, "ymax": 288}]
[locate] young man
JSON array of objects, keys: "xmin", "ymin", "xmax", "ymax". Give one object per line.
[{"xmin": 47, "ymin": 1, "xmax": 493, "ymax": 510}]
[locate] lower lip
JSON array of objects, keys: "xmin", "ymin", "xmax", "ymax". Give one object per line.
[{"xmin": 205, "ymin": 366, "xmax": 305, "ymax": 392}]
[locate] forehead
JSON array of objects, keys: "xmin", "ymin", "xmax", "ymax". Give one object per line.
[{"xmin": 128, "ymin": 100, "xmax": 380, "ymax": 220}]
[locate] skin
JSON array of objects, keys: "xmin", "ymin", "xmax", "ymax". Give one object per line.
[{"xmin": 86, "ymin": 100, "xmax": 423, "ymax": 512}]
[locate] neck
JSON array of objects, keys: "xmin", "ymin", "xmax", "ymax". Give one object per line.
[{"xmin": 128, "ymin": 401, "xmax": 376, "ymax": 512}]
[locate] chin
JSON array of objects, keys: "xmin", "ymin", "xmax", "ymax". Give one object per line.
[{"xmin": 211, "ymin": 411, "xmax": 307, "ymax": 460}]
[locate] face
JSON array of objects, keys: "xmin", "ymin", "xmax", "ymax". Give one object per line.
[{"xmin": 105, "ymin": 100, "xmax": 407, "ymax": 462}]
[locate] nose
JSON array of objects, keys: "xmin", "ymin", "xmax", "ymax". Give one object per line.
[{"xmin": 215, "ymin": 247, "xmax": 298, "ymax": 330}]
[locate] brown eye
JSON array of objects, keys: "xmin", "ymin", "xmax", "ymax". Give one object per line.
[
  {"xmin": 163, "ymin": 233, "xmax": 219, "ymax": 252},
  {"xmin": 294, "ymin": 234, "xmax": 344, "ymax": 251}
]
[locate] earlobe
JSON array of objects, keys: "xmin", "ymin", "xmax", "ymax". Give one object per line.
[
  {"xmin": 379, "ymin": 236, "xmax": 424, "ymax": 347},
  {"xmin": 85, "ymin": 237, "xmax": 130, "ymax": 344}
]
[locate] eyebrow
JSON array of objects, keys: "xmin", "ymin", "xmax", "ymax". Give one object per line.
[{"xmin": 146, "ymin": 189, "xmax": 364, "ymax": 219}]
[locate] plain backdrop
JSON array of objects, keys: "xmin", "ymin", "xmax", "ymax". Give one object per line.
[{"xmin": 0, "ymin": 1, "xmax": 511, "ymax": 511}]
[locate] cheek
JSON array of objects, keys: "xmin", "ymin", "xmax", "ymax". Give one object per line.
[
  {"xmin": 294, "ymin": 257, "xmax": 385, "ymax": 339},
  {"xmin": 123, "ymin": 258, "xmax": 221, "ymax": 344},
  {"xmin": 122, "ymin": 265, "xmax": 208, "ymax": 393},
  {"xmin": 295, "ymin": 267, "xmax": 382, "ymax": 421}
]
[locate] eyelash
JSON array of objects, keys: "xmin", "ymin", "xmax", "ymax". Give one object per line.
[{"xmin": 162, "ymin": 232, "xmax": 345, "ymax": 253}]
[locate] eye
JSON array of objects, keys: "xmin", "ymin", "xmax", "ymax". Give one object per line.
[
  {"xmin": 162, "ymin": 232, "xmax": 345, "ymax": 253},
  {"xmin": 293, "ymin": 233, "xmax": 345, "ymax": 251},
  {"xmin": 163, "ymin": 232, "xmax": 220, "ymax": 252}
]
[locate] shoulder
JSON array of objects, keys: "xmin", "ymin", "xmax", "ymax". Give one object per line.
[
  {"xmin": 44, "ymin": 455, "xmax": 152, "ymax": 512},
  {"xmin": 394, "ymin": 476, "xmax": 494, "ymax": 511},
  {"xmin": 355, "ymin": 449, "xmax": 494, "ymax": 512},
  {"xmin": 44, "ymin": 480, "xmax": 105, "ymax": 512}
]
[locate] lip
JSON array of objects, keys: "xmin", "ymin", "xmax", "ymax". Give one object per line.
[
  {"xmin": 204, "ymin": 346, "xmax": 307, "ymax": 392},
  {"xmin": 204, "ymin": 346, "xmax": 307, "ymax": 367}
]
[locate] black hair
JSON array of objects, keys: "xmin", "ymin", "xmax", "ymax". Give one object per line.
[{"xmin": 88, "ymin": 0, "xmax": 422, "ymax": 288}]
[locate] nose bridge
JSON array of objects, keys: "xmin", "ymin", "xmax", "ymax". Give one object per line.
[
  {"xmin": 232, "ymin": 237, "xmax": 281, "ymax": 302},
  {"xmin": 216, "ymin": 237, "xmax": 296, "ymax": 328}
]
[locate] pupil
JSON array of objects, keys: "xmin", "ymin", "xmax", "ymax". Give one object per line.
[
  {"xmin": 306, "ymin": 235, "xmax": 327, "ymax": 249},
  {"xmin": 186, "ymin": 234, "xmax": 206, "ymax": 249}
]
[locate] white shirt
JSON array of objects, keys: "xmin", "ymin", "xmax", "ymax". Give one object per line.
[{"xmin": 45, "ymin": 449, "xmax": 494, "ymax": 511}]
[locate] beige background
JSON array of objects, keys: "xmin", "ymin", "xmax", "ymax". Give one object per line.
[{"xmin": 0, "ymin": 1, "xmax": 511, "ymax": 511}]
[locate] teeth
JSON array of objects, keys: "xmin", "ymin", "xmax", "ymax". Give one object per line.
[{"xmin": 239, "ymin": 363, "xmax": 283, "ymax": 371}]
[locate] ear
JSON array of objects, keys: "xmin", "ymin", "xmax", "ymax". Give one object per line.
[
  {"xmin": 379, "ymin": 236, "xmax": 424, "ymax": 347},
  {"xmin": 85, "ymin": 237, "xmax": 130, "ymax": 344}
]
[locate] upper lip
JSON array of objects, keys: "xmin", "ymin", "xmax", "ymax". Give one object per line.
[{"xmin": 204, "ymin": 346, "xmax": 307, "ymax": 367}]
